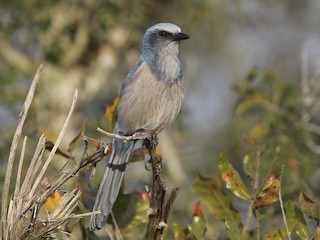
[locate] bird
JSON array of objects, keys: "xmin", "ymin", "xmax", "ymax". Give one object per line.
[{"xmin": 90, "ymin": 22, "xmax": 189, "ymax": 231}]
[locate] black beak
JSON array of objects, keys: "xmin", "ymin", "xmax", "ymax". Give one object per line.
[{"xmin": 173, "ymin": 32, "xmax": 190, "ymax": 41}]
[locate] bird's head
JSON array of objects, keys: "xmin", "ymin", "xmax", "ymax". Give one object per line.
[{"xmin": 141, "ymin": 23, "xmax": 189, "ymax": 57}]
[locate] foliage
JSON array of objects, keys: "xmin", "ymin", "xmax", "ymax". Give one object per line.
[{"xmin": 231, "ymin": 69, "xmax": 320, "ymax": 195}]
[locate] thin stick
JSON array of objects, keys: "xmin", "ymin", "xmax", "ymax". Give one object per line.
[
  {"xmin": 1, "ymin": 64, "xmax": 43, "ymax": 232},
  {"xmin": 20, "ymin": 134, "xmax": 46, "ymax": 201},
  {"xmin": 30, "ymin": 89, "xmax": 78, "ymax": 199},
  {"xmin": 242, "ymin": 200, "xmax": 254, "ymax": 235},
  {"xmin": 68, "ymin": 211, "xmax": 100, "ymax": 219},
  {"xmin": 111, "ymin": 211, "xmax": 123, "ymax": 240},
  {"xmin": 163, "ymin": 187, "xmax": 179, "ymax": 223},
  {"xmin": 253, "ymin": 144, "xmax": 260, "ymax": 192},
  {"xmin": 19, "ymin": 135, "xmax": 46, "ymax": 215},
  {"xmin": 97, "ymin": 127, "xmax": 150, "ymax": 141},
  {"xmin": 254, "ymin": 144, "xmax": 261, "ymax": 240},
  {"xmin": 13, "ymin": 137, "xmax": 27, "ymax": 203},
  {"xmin": 254, "ymin": 207, "xmax": 260, "ymax": 240},
  {"xmin": 279, "ymin": 165, "xmax": 291, "ymax": 240}
]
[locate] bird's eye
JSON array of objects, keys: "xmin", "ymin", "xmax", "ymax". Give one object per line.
[{"xmin": 159, "ymin": 30, "xmax": 168, "ymax": 37}]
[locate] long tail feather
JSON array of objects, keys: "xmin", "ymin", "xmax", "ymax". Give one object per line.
[{"xmin": 90, "ymin": 138, "xmax": 134, "ymax": 230}]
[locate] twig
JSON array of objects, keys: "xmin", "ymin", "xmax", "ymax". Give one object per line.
[
  {"xmin": 69, "ymin": 211, "xmax": 101, "ymax": 219},
  {"xmin": 97, "ymin": 127, "xmax": 151, "ymax": 141},
  {"xmin": 1, "ymin": 64, "xmax": 43, "ymax": 235},
  {"xmin": 19, "ymin": 134, "xmax": 46, "ymax": 214},
  {"xmin": 111, "ymin": 211, "xmax": 123, "ymax": 240},
  {"xmin": 254, "ymin": 144, "xmax": 261, "ymax": 240},
  {"xmin": 242, "ymin": 201, "xmax": 254, "ymax": 235},
  {"xmin": 253, "ymin": 144, "xmax": 261, "ymax": 193},
  {"xmin": 163, "ymin": 187, "xmax": 180, "ymax": 224},
  {"xmin": 13, "ymin": 136, "xmax": 27, "ymax": 205},
  {"xmin": 30, "ymin": 89, "xmax": 78, "ymax": 204},
  {"xmin": 145, "ymin": 135, "xmax": 179, "ymax": 240},
  {"xmin": 279, "ymin": 165, "xmax": 291, "ymax": 240},
  {"xmin": 240, "ymin": 142, "xmax": 262, "ymax": 239},
  {"xmin": 254, "ymin": 207, "xmax": 260, "ymax": 240}
]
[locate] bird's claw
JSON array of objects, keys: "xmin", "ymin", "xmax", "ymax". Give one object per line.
[{"xmin": 145, "ymin": 159, "xmax": 152, "ymax": 171}]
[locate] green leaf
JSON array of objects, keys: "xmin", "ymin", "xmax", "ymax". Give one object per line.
[
  {"xmin": 264, "ymin": 229, "xmax": 284, "ymax": 240},
  {"xmin": 285, "ymin": 200, "xmax": 310, "ymax": 239},
  {"xmin": 264, "ymin": 200, "xmax": 310, "ymax": 239},
  {"xmin": 285, "ymin": 200, "xmax": 299, "ymax": 234},
  {"xmin": 172, "ymin": 223, "xmax": 186, "ymax": 239},
  {"xmin": 242, "ymin": 154, "xmax": 254, "ymax": 179},
  {"xmin": 225, "ymin": 218, "xmax": 243, "ymax": 240},
  {"xmin": 248, "ymin": 122, "xmax": 269, "ymax": 139},
  {"xmin": 114, "ymin": 192, "xmax": 149, "ymax": 233},
  {"xmin": 188, "ymin": 215, "xmax": 207, "ymax": 240},
  {"xmin": 234, "ymin": 96, "xmax": 260, "ymax": 117},
  {"xmin": 298, "ymin": 189, "xmax": 320, "ymax": 224},
  {"xmin": 217, "ymin": 153, "xmax": 251, "ymax": 200},
  {"xmin": 192, "ymin": 174, "xmax": 241, "ymax": 222}
]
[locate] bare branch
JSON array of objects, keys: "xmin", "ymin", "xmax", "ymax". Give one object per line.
[
  {"xmin": 145, "ymin": 135, "xmax": 180, "ymax": 240},
  {"xmin": 97, "ymin": 127, "xmax": 151, "ymax": 142}
]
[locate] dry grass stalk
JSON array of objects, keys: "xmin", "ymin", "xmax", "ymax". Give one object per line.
[
  {"xmin": 1, "ymin": 65, "xmax": 44, "ymax": 235},
  {"xmin": 0, "ymin": 65, "xmax": 100, "ymax": 239}
]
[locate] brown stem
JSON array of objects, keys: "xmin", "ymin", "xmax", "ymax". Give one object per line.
[{"xmin": 145, "ymin": 134, "xmax": 179, "ymax": 240}]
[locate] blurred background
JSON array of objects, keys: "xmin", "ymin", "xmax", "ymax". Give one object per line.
[{"xmin": 1, "ymin": 0, "xmax": 320, "ymax": 239}]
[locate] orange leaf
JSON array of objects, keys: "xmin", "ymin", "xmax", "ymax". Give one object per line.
[
  {"xmin": 192, "ymin": 201, "xmax": 203, "ymax": 217},
  {"xmin": 255, "ymin": 173, "xmax": 280, "ymax": 208},
  {"xmin": 91, "ymin": 140, "xmax": 101, "ymax": 149},
  {"xmin": 44, "ymin": 191, "xmax": 63, "ymax": 212},
  {"xmin": 105, "ymin": 96, "xmax": 118, "ymax": 131}
]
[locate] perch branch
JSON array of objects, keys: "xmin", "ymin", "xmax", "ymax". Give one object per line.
[
  {"xmin": 144, "ymin": 134, "xmax": 180, "ymax": 240},
  {"xmin": 97, "ymin": 127, "xmax": 152, "ymax": 141}
]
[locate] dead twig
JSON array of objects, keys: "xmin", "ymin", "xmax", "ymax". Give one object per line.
[
  {"xmin": 97, "ymin": 127, "xmax": 151, "ymax": 142},
  {"xmin": 144, "ymin": 134, "xmax": 180, "ymax": 240}
]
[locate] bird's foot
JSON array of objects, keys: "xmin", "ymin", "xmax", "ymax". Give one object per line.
[
  {"xmin": 145, "ymin": 158, "xmax": 152, "ymax": 171},
  {"xmin": 134, "ymin": 129, "xmax": 158, "ymax": 146},
  {"xmin": 145, "ymin": 155, "xmax": 162, "ymax": 175}
]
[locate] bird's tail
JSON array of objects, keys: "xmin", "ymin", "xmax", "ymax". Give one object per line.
[{"xmin": 90, "ymin": 138, "xmax": 134, "ymax": 230}]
